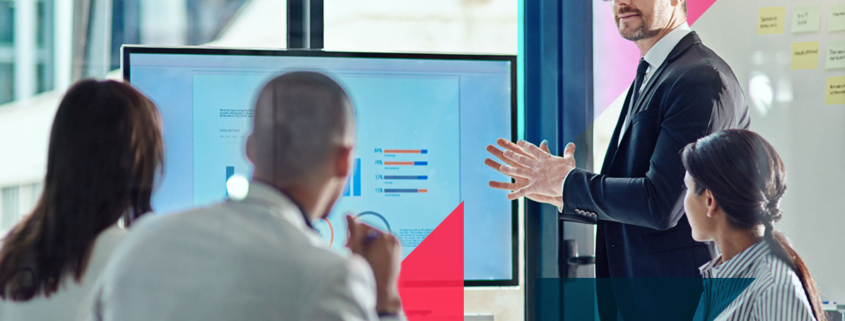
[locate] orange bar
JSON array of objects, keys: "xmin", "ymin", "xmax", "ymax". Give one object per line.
[
  {"xmin": 384, "ymin": 161, "xmax": 415, "ymax": 166},
  {"xmin": 418, "ymin": 189, "xmax": 428, "ymax": 193},
  {"xmin": 384, "ymin": 149, "xmax": 422, "ymax": 154}
]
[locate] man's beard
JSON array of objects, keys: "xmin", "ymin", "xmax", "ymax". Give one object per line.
[{"xmin": 617, "ymin": 10, "xmax": 661, "ymax": 41}]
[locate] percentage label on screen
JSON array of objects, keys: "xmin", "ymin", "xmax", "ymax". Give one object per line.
[
  {"xmin": 374, "ymin": 148, "xmax": 383, "ymax": 153},
  {"xmin": 375, "ymin": 160, "xmax": 383, "ymax": 165}
]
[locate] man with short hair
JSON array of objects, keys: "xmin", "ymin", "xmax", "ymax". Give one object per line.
[
  {"xmin": 89, "ymin": 72, "xmax": 405, "ymax": 321},
  {"xmin": 486, "ymin": 0, "xmax": 749, "ymax": 320}
]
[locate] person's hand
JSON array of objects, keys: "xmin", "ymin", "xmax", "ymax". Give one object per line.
[
  {"xmin": 486, "ymin": 138, "xmax": 563, "ymax": 209},
  {"xmin": 346, "ymin": 215, "xmax": 402, "ymax": 315},
  {"xmin": 490, "ymin": 139, "xmax": 577, "ymax": 202}
]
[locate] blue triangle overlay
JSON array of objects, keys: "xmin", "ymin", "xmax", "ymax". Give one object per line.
[
  {"xmin": 693, "ymin": 278, "xmax": 756, "ymax": 321},
  {"xmin": 538, "ymin": 278, "xmax": 756, "ymax": 321}
]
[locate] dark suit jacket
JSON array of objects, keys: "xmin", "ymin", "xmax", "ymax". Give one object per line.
[{"xmin": 561, "ymin": 32, "xmax": 750, "ymax": 320}]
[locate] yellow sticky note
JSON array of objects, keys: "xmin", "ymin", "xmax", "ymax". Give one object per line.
[
  {"xmin": 791, "ymin": 42, "xmax": 820, "ymax": 70},
  {"xmin": 828, "ymin": 41, "xmax": 845, "ymax": 70},
  {"xmin": 758, "ymin": 7, "xmax": 786, "ymax": 34},
  {"xmin": 792, "ymin": 5, "xmax": 821, "ymax": 33},
  {"xmin": 827, "ymin": 76, "xmax": 845, "ymax": 105},
  {"xmin": 830, "ymin": 3, "xmax": 845, "ymax": 32}
]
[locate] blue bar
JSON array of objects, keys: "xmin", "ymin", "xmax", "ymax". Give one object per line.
[
  {"xmin": 353, "ymin": 158, "xmax": 361, "ymax": 196},
  {"xmin": 414, "ymin": 161, "xmax": 428, "ymax": 166},
  {"xmin": 384, "ymin": 189, "xmax": 422, "ymax": 193},
  {"xmin": 226, "ymin": 166, "xmax": 234, "ymax": 196},
  {"xmin": 421, "ymin": 149, "xmax": 428, "ymax": 154},
  {"xmin": 384, "ymin": 175, "xmax": 428, "ymax": 180},
  {"xmin": 343, "ymin": 176, "xmax": 351, "ymax": 197}
]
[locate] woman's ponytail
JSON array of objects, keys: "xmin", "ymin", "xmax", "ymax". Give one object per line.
[{"xmin": 762, "ymin": 215, "xmax": 826, "ymax": 321}]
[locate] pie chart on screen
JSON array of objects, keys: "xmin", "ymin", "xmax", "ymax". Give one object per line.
[
  {"xmin": 313, "ymin": 218, "xmax": 334, "ymax": 246},
  {"xmin": 356, "ymin": 211, "xmax": 392, "ymax": 234}
]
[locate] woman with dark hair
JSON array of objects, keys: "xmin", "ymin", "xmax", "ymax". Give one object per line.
[
  {"xmin": 682, "ymin": 129, "xmax": 825, "ymax": 321},
  {"xmin": 0, "ymin": 80, "xmax": 163, "ymax": 320}
]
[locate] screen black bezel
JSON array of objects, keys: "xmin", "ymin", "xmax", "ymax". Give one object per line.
[{"xmin": 121, "ymin": 45, "xmax": 519, "ymax": 287}]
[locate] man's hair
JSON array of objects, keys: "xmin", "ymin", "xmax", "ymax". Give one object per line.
[{"xmin": 250, "ymin": 71, "xmax": 354, "ymax": 183}]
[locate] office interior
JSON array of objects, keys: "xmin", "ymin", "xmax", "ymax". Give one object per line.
[{"xmin": 0, "ymin": 0, "xmax": 843, "ymax": 320}]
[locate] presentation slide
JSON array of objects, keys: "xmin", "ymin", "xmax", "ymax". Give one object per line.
[{"xmin": 126, "ymin": 51, "xmax": 514, "ymax": 283}]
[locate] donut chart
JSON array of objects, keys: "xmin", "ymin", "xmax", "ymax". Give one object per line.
[
  {"xmin": 356, "ymin": 211, "xmax": 392, "ymax": 234},
  {"xmin": 314, "ymin": 218, "xmax": 334, "ymax": 247},
  {"xmin": 323, "ymin": 218, "xmax": 334, "ymax": 246}
]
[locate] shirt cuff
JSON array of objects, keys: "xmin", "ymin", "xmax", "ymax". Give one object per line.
[{"xmin": 558, "ymin": 169, "xmax": 572, "ymax": 213}]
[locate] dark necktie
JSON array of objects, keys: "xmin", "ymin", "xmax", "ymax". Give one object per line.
[
  {"xmin": 619, "ymin": 58, "xmax": 651, "ymax": 143},
  {"xmin": 627, "ymin": 58, "xmax": 650, "ymax": 120},
  {"xmin": 619, "ymin": 58, "xmax": 649, "ymax": 136}
]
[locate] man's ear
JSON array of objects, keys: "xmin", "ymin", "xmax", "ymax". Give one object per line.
[
  {"xmin": 335, "ymin": 145, "xmax": 354, "ymax": 178},
  {"xmin": 246, "ymin": 134, "xmax": 256, "ymax": 164}
]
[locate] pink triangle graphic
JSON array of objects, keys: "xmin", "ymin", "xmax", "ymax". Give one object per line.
[
  {"xmin": 687, "ymin": 0, "xmax": 718, "ymax": 25},
  {"xmin": 593, "ymin": 0, "xmax": 719, "ymax": 118}
]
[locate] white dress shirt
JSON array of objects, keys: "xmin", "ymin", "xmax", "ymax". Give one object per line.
[
  {"xmin": 694, "ymin": 240, "xmax": 817, "ymax": 321},
  {"xmin": 88, "ymin": 182, "xmax": 403, "ymax": 321},
  {"xmin": 0, "ymin": 225, "xmax": 125, "ymax": 321}
]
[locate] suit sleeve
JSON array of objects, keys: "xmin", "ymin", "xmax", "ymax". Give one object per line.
[
  {"xmin": 305, "ymin": 255, "xmax": 406, "ymax": 321},
  {"xmin": 562, "ymin": 65, "xmax": 728, "ymax": 230}
]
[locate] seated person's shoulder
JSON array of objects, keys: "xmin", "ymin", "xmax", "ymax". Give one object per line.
[
  {"xmin": 752, "ymin": 255, "xmax": 807, "ymax": 297},
  {"xmin": 102, "ymin": 205, "xmax": 233, "ymax": 269},
  {"xmin": 123, "ymin": 204, "xmax": 228, "ymax": 241},
  {"xmin": 295, "ymin": 242, "xmax": 374, "ymax": 286}
]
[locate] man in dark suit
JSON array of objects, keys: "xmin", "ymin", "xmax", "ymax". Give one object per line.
[{"xmin": 485, "ymin": 0, "xmax": 749, "ymax": 320}]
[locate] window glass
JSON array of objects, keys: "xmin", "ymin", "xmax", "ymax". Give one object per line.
[
  {"xmin": 0, "ymin": 0, "xmax": 271, "ymax": 236},
  {"xmin": 1, "ymin": 186, "xmax": 20, "ymax": 232},
  {"xmin": 324, "ymin": 0, "xmax": 517, "ymax": 54}
]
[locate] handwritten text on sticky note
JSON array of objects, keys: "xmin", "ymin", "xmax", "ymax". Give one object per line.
[
  {"xmin": 791, "ymin": 42, "xmax": 820, "ymax": 70},
  {"xmin": 827, "ymin": 76, "xmax": 845, "ymax": 105},
  {"xmin": 792, "ymin": 5, "xmax": 821, "ymax": 33},
  {"xmin": 828, "ymin": 41, "xmax": 845, "ymax": 70},
  {"xmin": 830, "ymin": 4, "xmax": 845, "ymax": 32},
  {"xmin": 758, "ymin": 7, "xmax": 786, "ymax": 34}
]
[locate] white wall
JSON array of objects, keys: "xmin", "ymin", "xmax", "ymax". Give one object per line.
[{"xmin": 695, "ymin": 0, "xmax": 845, "ymax": 302}]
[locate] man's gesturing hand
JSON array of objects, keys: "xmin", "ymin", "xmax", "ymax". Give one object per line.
[
  {"xmin": 489, "ymin": 139, "xmax": 577, "ymax": 202},
  {"xmin": 485, "ymin": 138, "xmax": 565, "ymax": 209}
]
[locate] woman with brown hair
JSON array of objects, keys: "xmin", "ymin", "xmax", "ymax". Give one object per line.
[
  {"xmin": 682, "ymin": 129, "xmax": 825, "ymax": 321},
  {"xmin": 0, "ymin": 80, "xmax": 163, "ymax": 320}
]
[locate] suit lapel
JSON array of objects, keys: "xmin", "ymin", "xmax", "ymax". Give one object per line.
[
  {"xmin": 602, "ymin": 81, "xmax": 635, "ymax": 175},
  {"xmin": 604, "ymin": 32, "xmax": 701, "ymax": 173},
  {"xmin": 631, "ymin": 32, "xmax": 700, "ymax": 113},
  {"xmin": 631, "ymin": 63, "xmax": 668, "ymax": 114}
]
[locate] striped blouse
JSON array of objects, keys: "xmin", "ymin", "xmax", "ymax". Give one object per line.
[{"xmin": 692, "ymin": 240, "xmax": 816, "ymax": 321}]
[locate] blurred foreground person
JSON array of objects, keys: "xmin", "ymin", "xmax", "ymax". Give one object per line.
[
  {"xmin": 0, "ymin": 80, "xmax": 163, "ymax": 321},
  {"xmin": 683, "ymin": 129, "xmax": 825, "ymax": 321},
  {"xmin": 88, "ymin": 71, "xmax": 405, "ymax": 321}
]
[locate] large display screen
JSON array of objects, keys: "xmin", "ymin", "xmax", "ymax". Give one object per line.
[{"xmin": 123, "ymin": 47, "xmax": 517, "ymax": 286}]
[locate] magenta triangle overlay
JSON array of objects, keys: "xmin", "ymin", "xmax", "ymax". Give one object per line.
[{"xmin": 593, "ymin": 0, "xmax": 718, "ymax": 118}]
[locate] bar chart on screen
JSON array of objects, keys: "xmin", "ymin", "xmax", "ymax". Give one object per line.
[
  {"xmin": 342, "ymin": 158, "xmax": 362, "ymax": 197},
  {"xmin": 373, "ymin": 148, "xmax": 432, "ymax": 197}
]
